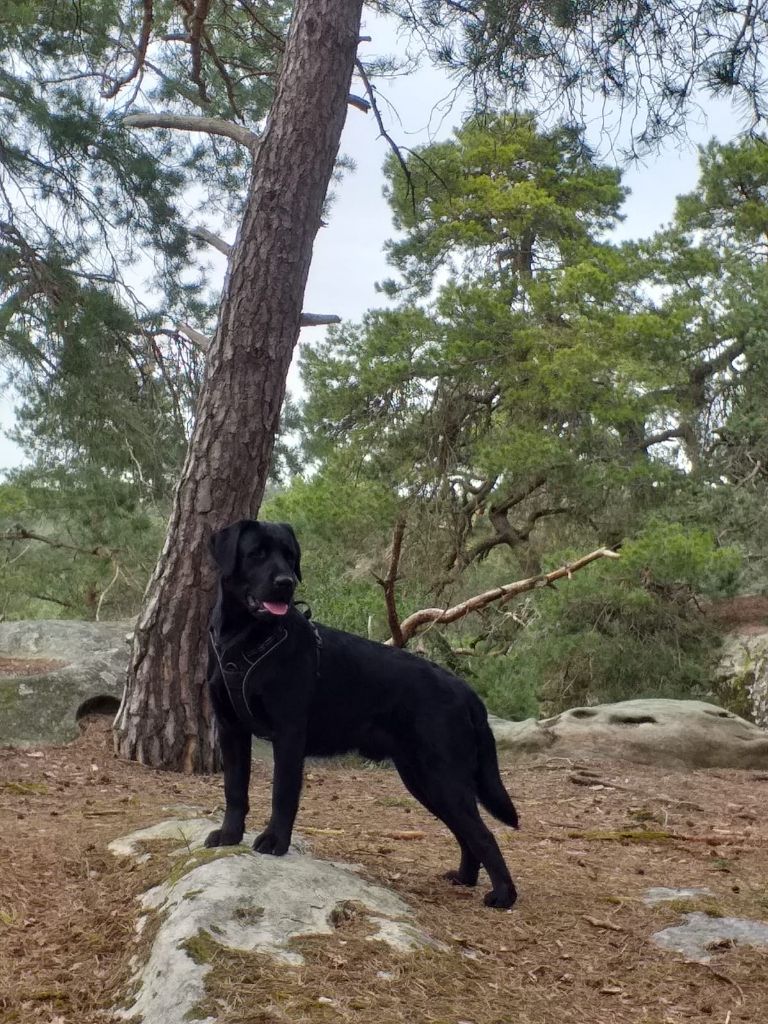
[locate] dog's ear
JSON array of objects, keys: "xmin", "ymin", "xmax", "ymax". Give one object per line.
[
  {"xmin": 279, "ymin": 523, "xmax": 302, "ymax": 582},
  {"xmin": 209, "ymin": 520, "xmax": 251, "ymax": 577}
]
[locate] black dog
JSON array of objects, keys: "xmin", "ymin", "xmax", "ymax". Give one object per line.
[{"xmin": 205, "ymin": 519, "xmax": 519, "ymax": 908}]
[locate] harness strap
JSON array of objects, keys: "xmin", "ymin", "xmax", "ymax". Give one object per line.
[{"xmin": 209, "ymin": 612, "xmax": 322, "ymax": 731}]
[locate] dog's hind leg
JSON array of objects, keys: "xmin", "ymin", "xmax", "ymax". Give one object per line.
[
  {"xmin": 397, "ymin": 763, "xmax": 517, "ymax": 909},
  {"xmin": 394, "ymin": 761, "xmax": 481, "ymax": 888}
]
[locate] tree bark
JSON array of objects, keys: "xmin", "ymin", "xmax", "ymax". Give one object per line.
[{"xmin": 114, "ymin": 0, "xmax": 365, "ymax": 772}]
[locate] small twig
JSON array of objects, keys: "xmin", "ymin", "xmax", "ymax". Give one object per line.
[
  {"xmin": 95, "ymin": 563, "xmax": 122, "ymax": 622},
  {"xmin": 2, "ymin": 543, "xmax": 33, "ymax": 568},
  {"xmin": 583, "ymin": 915, "xmax": 625, "ymax": 932},
  {"xmin": 704, "ymin": 967, "xmax": 744, "ymax": 1006}
]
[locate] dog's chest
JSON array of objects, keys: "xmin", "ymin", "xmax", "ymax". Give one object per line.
[{"xmin": 227, "ymin": 669, "xmax": 275, "ymax": 738}]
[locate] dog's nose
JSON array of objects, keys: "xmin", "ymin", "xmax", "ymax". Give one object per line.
[{"xmin": 273, "ymin": 574, "xmax": 295, "ymax": 591}]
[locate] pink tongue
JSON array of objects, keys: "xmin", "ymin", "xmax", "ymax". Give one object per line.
[{"xmin": 262, "ymin": 601, "xmax": 289, "ymax": 616}]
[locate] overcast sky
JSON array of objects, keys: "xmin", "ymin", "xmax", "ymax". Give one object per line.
[{"xmin": 0, "ymin": 11, "xmax": 743, "ymax": 474}]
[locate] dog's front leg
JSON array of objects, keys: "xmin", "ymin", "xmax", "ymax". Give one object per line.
[
  {"xmin": 205, "ymin": 691, "xmax": 252, "ymax": 848},
  {"xmin": 253, "ymin": 726, "xmax": 305, "ymax": 856}
]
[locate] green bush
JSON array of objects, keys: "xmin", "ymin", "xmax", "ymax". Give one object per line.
[{"xmin": 484, "ymin": 523, "xmax": 741, "ymax": 716}]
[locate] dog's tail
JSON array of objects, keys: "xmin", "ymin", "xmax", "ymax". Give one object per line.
[{"xmin": 472, "ymin": 698, "xmax": 519, "ymax": 829}]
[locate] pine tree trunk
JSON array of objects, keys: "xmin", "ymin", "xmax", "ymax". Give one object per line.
[{"xmin": 114, "ymin": 0, "xmax": 365, "ymax": 771}]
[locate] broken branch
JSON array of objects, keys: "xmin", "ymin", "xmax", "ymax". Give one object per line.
[
  {"xmin": 387, "ymin": 546, "xmax": 620, "ymax": 645},
  {"xmin": 300, "ymin": 312, "xmax": 341, "ymax": 326},
  {"xmin": 348, "ymin": 93, "xmax": 371, "ymax": 112},
  {"xmin": 192, "ymin": 226, "xmax": 232, "ymax": 256},
  {"xmin": 177, "ymin": 322, "xmax": 211, "ymax": 351},
  {"xmin": 123, "ymin": 113, "xmax": 260, "ymax": 152}
]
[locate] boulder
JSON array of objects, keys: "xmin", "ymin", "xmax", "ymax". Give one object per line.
[
  {"xmin": 652, "ymin": 911, "xmax": 768, "ymax": 962},
  {"xmin": 490, "ymin": 698, "xmax": 768, "ymax": 769},
  {"xmin": 717, "ymin": 630, "xmax": 768, "ymax": 728},
  {"xmin": 111, "ymin": 817, "xmax": 443, "ymax": 1024},
  {"xmin": 0, "ymin": 619, "xmax": 132, "ymax": 746}
]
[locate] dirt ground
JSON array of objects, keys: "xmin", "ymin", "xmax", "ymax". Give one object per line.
[{"xmin": 2, "ymin": 718, "xmax": 768, "ymax": 1024}]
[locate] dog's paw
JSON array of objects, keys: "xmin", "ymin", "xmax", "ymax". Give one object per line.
[
  {"xmin": 483, "ymin": 885, "xmax": 517, "ymax": 910},
  {"xmin": 204, "ymin": 827, "xmax": 243, "ymax": 848},
  {"xmin": 252, "ymin": 828, "xmax": 290, "ymax": 856},
  {"xmin": 444, "ymin": 869, "xmax": 478, "ymax": 888}
]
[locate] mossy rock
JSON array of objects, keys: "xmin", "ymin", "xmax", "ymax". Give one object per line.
[{"xmin": 0, "ymin": 619, "xmax": 132, "ymax": 746}]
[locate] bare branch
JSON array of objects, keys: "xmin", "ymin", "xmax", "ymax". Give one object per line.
[
  {"xmin": 192, "ymin": 226, "xmax": 232, "ymax": 256},
  {"xmin": 183, "ymin": 0, "xmax": 213, "ymax": 103},
  {"xmin": 638, "ymin": 427, "xmax": 689, "ymax": 451},
  {"xmin": 355, "ymin": 59, "xmax": 415, "ymax": 213},
  {"xmin": 123, "ymin": 113, "xmax": 259, "ymax": 152},
  {"xmin": 299, "ymin": 312, "xmax": 341, "ymax": 326},
  {"xmin": 102, "ymin": 0, "xmax": 154, "ymax": 99},
  {"xmin": 374, "ymin": 514, "xmax": 407, "ymax": 647},
  {"xmin": 0, "ymin": 528, "xmax": 114, "ymax": 560},
  {"xmin": 388, "ymin": 547, "xmax": 620, "ymax": 646}
]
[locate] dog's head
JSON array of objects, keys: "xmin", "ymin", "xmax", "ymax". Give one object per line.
[{"xmin": 209, "ymin": 519, "xmax": 302, "ymax": 619}]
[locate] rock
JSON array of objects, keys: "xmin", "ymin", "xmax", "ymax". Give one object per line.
[
  {"xmin": 717, "ymin": 631, "xmax": 768, "ymax": 728},
  {"xmin": 112, "ymin": 818, "xmax": 443, "ymax": 1024},
  {"xmin": 642, "ymin": 887, "xmax": 712, "ymax": 904},
  {"xmin": 0, "ymin": 619, "xmax": 132, "ymax": 746},
  {"xmin": 490, "ymin": 698, "xmax": 768, "ymax": 769},
  {"xmin": 652, "ymin": 911, "xmax": 768, "ymax": 962}
]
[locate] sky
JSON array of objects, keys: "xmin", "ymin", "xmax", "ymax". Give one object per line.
[{"xmin": 0, "ymin": 11, "xmax": 744, "ymax": 474}]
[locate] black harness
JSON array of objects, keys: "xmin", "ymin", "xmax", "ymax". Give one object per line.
[{"xmin": 209, "ymin": 605, "xmax": 322, "ymax": 733}]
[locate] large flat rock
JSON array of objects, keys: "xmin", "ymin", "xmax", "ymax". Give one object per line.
[
  {"xmin": 112, "ymin": 818, "xmax": 443, "ymax": 1024},
  {"xmin": 490, "ymin": 698, "xmax": 768, "ymax": 769}
]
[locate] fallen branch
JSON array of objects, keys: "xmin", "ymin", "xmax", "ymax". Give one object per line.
[
  {"xmin": 583, "ymin": 915, "xmax": 625, "ymax": 932},
  {"xmin": 123, "ymin": 113, "xmax": 260, "ymax": 153},
  {"xmin": 386, "ymin": 546, "xmax": 620, "ymax": 645}
]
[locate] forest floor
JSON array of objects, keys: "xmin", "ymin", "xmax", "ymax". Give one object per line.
[{"xmin": 2, "ymin": 717, "xmax": 768, "ymax": 1024}]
